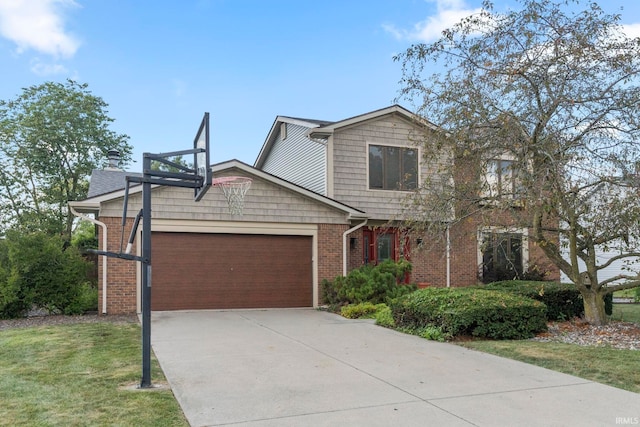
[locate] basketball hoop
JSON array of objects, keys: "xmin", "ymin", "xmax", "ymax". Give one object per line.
[{"xmin": 213, "ymin": 176, "xmax": 252, "ymax": 215}]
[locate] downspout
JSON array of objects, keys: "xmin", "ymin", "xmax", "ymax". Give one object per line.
[
  {"xmin": 70, "ymin": 206, "xmax": 108, "ymax": 314},
  {"xmin": 446, "ymin": 224, "xmax": 451, "ymax": 287},
  {"xmin": 343, "ymin": 218, "xmax": 368, "ymax": 276}
]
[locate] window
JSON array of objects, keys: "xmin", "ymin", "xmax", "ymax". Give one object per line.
[
  {"xmin": 369, "ymin": 145, "xmax": 418, "ymax": 191},
  {"xmin": 480, "ymin": 231, "xmax": 525, "ymax": 283},
  {"xmin": 376, "ymin": 234, "xmax": 394, "ymax": 261},
  {"xmin": 485, "ymin": 159, "xmax": 520, "ymax": 198}
]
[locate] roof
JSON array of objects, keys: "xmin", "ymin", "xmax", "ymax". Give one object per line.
[
  {"xmin": 307, "ymin": 104, "xmax": 439, "ymax": 138},
  {"xmin": 86, "ymin": 169, "xmax": 142, "ymax": 198}
]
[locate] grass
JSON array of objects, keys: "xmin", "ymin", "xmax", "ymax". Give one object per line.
[
  {"xmin": 457, "ymin": 303, "xmax": 640, "ymax": 394},
  {"xmin": 610, "ymin": 303, "xmax": 640, "ymax": 324},
  {"xmin": 458, "ymin": 340, "xmax": 640, "ymax": 393},
  {"xmin": 614, "ymin": 288, "xmax": 640, "ymax": 302},
  {"xmin": 0, "ymin": 322, "xmax": 188, "ymax": 426}
]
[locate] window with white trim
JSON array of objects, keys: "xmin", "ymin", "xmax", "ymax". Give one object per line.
[
  {"xmin": 368, "ymin": 145, "xmax": 418, "ymax": 191},
  {"xmin": 479, "ymin": 229, "xmax": 528, "ymax": 283},
  {"xmin": 485, "ymin": 158, "xmax": 522, "ymax": 199}
]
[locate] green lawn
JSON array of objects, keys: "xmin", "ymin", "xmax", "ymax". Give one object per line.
[
  {"xmin": 609, "ymin": 303, "xmax": 640, "ymax": 324},
  {"xmin": 458, "ymin": 303, "xmax": 640, "ymax": 394},
  {"xmin": 0, "ymin": 322, "xmax": 188, "ymax": 426}
]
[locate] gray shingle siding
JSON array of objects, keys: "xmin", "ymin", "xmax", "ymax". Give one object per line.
[
  {"xmin": 332, "ymin": 115, "xmax": 446, "ymax": 221},
  {"xmin": 261, "ymin": 123, "xmax": 327, "ymax": 195},
  {"xmin": 100, "ymin": 175, "xmax": 348, "ymax": 224}
]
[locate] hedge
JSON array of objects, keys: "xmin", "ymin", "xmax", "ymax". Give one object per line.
[
  {"xmin": 478, "ymin": 281, "xmax": 582, "ymax": 320},
  {"xmin": 390, "ymin": 287, "xmax": 547, "ymax": 340},
  {"xmin": 479, "ymin": 281, "xmax": 613, "ymax": 319}
]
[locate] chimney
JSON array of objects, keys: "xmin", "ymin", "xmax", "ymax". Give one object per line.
[{"xmin": 107, "ymin": 150, "xmax": 121, "ymax": 170}]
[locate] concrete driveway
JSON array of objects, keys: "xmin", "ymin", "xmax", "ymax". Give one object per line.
[{"xmin": 151, "ymin": 309, "xmax": 640, "ymax": 427}]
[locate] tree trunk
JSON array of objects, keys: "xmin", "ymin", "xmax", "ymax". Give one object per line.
[{"xmin": 581, "ymin": 288, "xmax": 607, "ymax": 326}]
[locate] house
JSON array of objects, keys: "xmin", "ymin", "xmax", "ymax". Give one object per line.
[{"xmin": 69, "ymin": 105, "xmax": 558, "ymax": 315}]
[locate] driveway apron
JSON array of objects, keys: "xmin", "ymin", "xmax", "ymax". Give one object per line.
[{"xmin": 151, "ymin": 309, "xmax": 640, "ymax": 427}]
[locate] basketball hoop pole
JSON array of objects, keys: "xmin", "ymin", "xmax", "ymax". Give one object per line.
[
  {"xmin": 140, "ymin": 153, "xmax": 152, "ymax": 388},
  {"xmin": 89, "ymin": 113, "xmax": 212, "ymax": 389}
]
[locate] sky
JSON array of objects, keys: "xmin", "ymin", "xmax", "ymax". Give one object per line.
[{"xmin": 1, "ymin": 0, "xmax": 640, "ymax": 172}]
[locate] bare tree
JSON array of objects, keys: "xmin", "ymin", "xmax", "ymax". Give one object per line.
[{"xmin": 395, "ymin": 0, "xmax": 640, "ymax": 325}]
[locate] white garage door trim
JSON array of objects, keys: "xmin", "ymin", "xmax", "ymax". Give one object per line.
[{"xmin": 134, "ymin": 219, "xmax": 318, "ymax": 313}]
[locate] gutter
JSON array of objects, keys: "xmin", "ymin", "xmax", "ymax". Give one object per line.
[
  {"xmin": 69, "ymin": 206, "xmax": 108, "ymax": 314},
  {"xmin": 343, "ymin": 218, "xmax": 368, "ymax": 276}
]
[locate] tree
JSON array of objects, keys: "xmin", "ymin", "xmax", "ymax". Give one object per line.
[
  {"xmin": 395, "ymin": 0, "xmax": 640, "ymax": 325},
  {"xmin": 0, "ymin": 80, "xmax": 132, "ymax": 240},
  {"xmin": 151, "ymin": 155, "xmax": 192, "ymax": 172}
]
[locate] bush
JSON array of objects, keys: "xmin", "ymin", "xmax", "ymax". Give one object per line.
[
  {"xmin": 374, "ymin": 305, "xmax": 395, "ymax": 327},
  {"xmin": 0, "ymin": 231, "xmax": 94, "ymax": 318},
  {"xmin": 479, "ymin": 281, "xmax": 583, "ymax": 320},
  {"xmin": 340, "ymin": 302, "xmax": 384, "ymax": 319},
  {"xmin": 604, "ymin": 292, "xmax": 613, "ymax": 316},
  {"xmin": 321, "ymin": 260, "xmax": 417, "ymax": 308},
  {"xmin": 390, "ymin": 287, "xmax": 547, "ymax": 340}
]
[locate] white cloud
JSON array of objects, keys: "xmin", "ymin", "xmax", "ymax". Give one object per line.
[
  {"xmin": 30, "ymin": 58, "xmax": 68, "ymax": 75},
  {"xmin": 384, "ymin": 0, "xmax": 482, "ymax": 42},
  {"xmin": 0, "ymin": 0, "xmax": 80, "ymax": 58}
]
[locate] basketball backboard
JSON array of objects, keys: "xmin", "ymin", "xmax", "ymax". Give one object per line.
[{"xmin": 194, "ymin": 112, "xmax": 212, "ymax": 201}]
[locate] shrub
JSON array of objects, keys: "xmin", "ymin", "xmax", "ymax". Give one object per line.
[
  {"xmin": 0, "ymin": 231, "xmax": 93, "ymax": 318},
  {"xmin": 64, "ymin": 282, "xmax": 99, "ymax": 315},
  {"xmin": 374, "ymin": 304, "xmax": 395, "ymax": 327},
  {"xmin": 341, "ymin": 302, "xmax": 383, "ymax": 319},
  {"xmin": 390, "ymin": 287, "xmax": 547, "ymax": 340},
  {"xmin": 604, "ymin": 292, "xmax": 613, "ymax": 316},
  {"xmin": 321, "ymin": 260, "xmax": 417, "ymax": 308},
  {"xmin": 480, "ymin": 281, "xmax": 583, "ymax": 320}
]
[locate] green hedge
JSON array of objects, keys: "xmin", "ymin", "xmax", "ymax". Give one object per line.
[
  {"xmin": 390, "ymin": 287, "xmax": 547, "ymax": 340},
  {"xmin": 479, "ymin": 281, "xmax": 583, "ymax": 320},
  {"xmin": 321, "ymin": 260, "xmax": 416, "ymax": 307},
  {"xmin": 479, "ymin": 280, "xmax": 613, "ymax": 319},
  {"xmin": 0, "ymin": 231, "xmax": 95, "ymax": 318}
]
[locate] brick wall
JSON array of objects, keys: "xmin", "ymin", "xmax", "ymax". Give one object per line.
[
  {"xmin": 98, "ymin": 216, "xmax": 138, "ymax": 314},
  {"xmin": 318, "ymin": 223, "xmax": 348, "ymax": 283}
]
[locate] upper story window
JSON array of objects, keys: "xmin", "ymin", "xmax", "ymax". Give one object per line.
[
  {"xmin": 369, "ymin": 145, "xmax": 418, "ymax": 191},
  {"xmin": 485, "ymin": 158, "xmax": 522, "ymax": 198}
]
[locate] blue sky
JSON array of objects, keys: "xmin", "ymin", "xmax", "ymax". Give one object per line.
[{"xmin": 1, "ymin": 0, "xmax": 639, "ymax": 171}]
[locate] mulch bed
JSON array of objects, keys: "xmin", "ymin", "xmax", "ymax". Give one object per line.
[
  {"xmin": 531, "ymin": 319, "xmax": 640, "ymax": 350},
  {"xmin": 0, "ymin": 314, "xmax": 139, "ymax": 332}
]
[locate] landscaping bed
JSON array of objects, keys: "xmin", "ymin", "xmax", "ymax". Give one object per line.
[{"xmin": 531, "ymin": 318, "xmax": 640, "ymax": 350}]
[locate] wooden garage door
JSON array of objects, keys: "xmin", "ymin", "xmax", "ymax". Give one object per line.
[{"xmin": 151, "ymin": 233, "xmax": 313, "ymax": 310}]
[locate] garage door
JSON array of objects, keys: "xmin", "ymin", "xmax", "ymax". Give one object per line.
[{"xmin": 151, "ymin": 232, "xmax": 313, "ymax": 310}]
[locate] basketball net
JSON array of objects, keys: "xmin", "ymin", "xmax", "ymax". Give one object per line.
[{"xmin": 213, "ymin": 176, "xmax": 252, "ymax": 215}]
